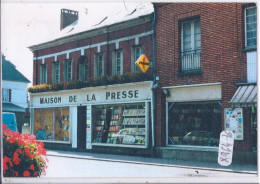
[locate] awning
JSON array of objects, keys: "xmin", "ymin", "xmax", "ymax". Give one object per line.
[
  {"xmin": 2, "ymin": 103, "xmax": 26, "ymax": 112},
  {"xmin": 229, "ymin": 85, "xmax": 257, "ymax": 107}
]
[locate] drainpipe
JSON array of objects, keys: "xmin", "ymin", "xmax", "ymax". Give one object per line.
[{"xmin": 151, "ymin": 8, "xmax": 157, "ymax": 157}]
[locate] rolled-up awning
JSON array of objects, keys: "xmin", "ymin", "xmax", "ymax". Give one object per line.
[{"xmin": 229, "ymin": 84, "xmax": 257, "ymax": 107}]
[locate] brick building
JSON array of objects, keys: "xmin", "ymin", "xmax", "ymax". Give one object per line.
[
  {"xmin": 153, "ymin": 3, "xmax": 257, "ymax": 164},
  {"xmin": 28, "ymin": 3, "xmax": 257, "ymax": 164},
  {"xmin": 28, "ymin": 3, "xmax": 155, "ymax": 155}
]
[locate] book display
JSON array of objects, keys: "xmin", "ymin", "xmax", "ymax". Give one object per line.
[
  {"xmin": 92, "ymin": 104, "xmax": 146, "ymax": 146},
  {"xmin": 34, "ymin": 107, "xmax": 70, "ymax": 142}
]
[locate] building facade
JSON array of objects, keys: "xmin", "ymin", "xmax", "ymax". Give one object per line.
[
  {"xmin": 153, "ymin": 3, "xmax": 257, "ymax": 164},
  {"xmin": 2, "ymin": 55, "xmax": 30, "ymax": 132},
  {"xmin": 28, "ymin": 4, "xmax": 155, "ymax": 155},
  {"xmin": 28, "ymin": 3, "xmax": 257, "ymax": 164}
]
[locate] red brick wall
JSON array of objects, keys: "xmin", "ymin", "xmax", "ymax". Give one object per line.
[
  {"xmin": 33, "ymin": 19, "xmax": 153, "ymax": 85},
  {"xmin": 154, "ymin": 3, "xmax": 251, "ymax": 151}
]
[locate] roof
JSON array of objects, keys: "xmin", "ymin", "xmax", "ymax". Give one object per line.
[
  {"xmin": 2, "ymin": 103, "xmax": 26, "ymax": 113},
  {"xmin": 229, "ymin": 84, "xmax": 257, "ymax": 107},
  {"xmin": 29, "ymin": 2, "xmax": 154, "ymax": 49},
  {"xmin": 2, "ymin": 56, "xmax": 30, "ymax": 83}
]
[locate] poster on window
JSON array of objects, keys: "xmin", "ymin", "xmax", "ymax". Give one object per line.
[
  {"xmin": 86, "ymin": 105, "xmax": 92, "ymax": 149},
  {"xmin": 224, "ymin": 108, "xmax": 243, "ymax": 140}
]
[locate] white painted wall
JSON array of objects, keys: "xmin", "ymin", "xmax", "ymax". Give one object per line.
[{"xmin": 2, "ymin": 80, "xmax": 29, "ymax": 108}]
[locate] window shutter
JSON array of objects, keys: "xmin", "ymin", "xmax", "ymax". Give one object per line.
[
  {"xmin": 121, "ymin": 51, "xmax": 124, "ymax": 74},
  {"xmin": 94, "ymin": 55, "xmax": 97, "ymax": 77},
  {"xmin": 63, "ymin": 60, "xmax": 67, "ymax": 81},
  {"xmin": 112, "ymin": 51, "xmax": 115, "ymax": 75},
  {"xmin": 131, "ymin": 47, "xmax": 134, "ymax": 73},
  {"xmin": 52, "ymin": 63, "xmax": 55, "ymax": 83},
  {"xmin": 102, "ymin": 53, "xmax": 104, "ymax": 76}
]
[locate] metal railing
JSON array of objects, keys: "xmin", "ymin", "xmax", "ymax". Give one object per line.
[{"xmin": 180, "ymin": 50, "xmax": 201, "ymax": 73}]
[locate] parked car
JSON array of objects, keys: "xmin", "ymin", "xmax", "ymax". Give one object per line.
[
  {"xmin": 183, "ymin": 131, "xmax": 219, "ymax": 146},
  {"xmin": 2, "ymin": 112, "xmax": 18, "ymax": 132}
]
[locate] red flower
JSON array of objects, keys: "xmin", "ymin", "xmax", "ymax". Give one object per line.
[
  {"xmin": 23, "ymin": 170, "xmax": 30, "ymax": 177},
  {"xmin": 33, "ymin": 171, "xmax": 38, "ymax": 176},
  {"xmin": 14, "ymin": 171, "xmax": 19, "ymax": 177},
  {"xmin": 30, "ymin": 164, "xmax": 35, "ymax": 170}
]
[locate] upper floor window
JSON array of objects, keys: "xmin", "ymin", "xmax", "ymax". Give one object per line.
[
  {"xmin": 2, "ymin": 89, "xmax": 11, "ymax": 102},
  {"xmin": 131, "ymin": 46, "xmax": 142, "ymax": 73},
  {"xmin": 79, "ymin": 57, "xmax": 89, "ymax": 81},
  {"xmin": 181, "ymin": 19, "xmax": 201, "ymax": 72},
  {"xmin": 112, "ymin": 50, "xmax": 123, "ymax": 75},
  {"xmin": 40, "ymin": 64, "xmax": 47, "ymax": 84},
  {"xmin": 64, "ymin": 59, "xmax": 72, "ymax": 81},
  {"xmin": 52, "ymin": 62, "xmax": 60, "ymax": 83},
  {"xmin": 245, "ymin": 7, "xmax": 257, "ymax": 48},
  {"xmin": 94, "ymin": 53, "xmax": 104, "ymax": 77}
]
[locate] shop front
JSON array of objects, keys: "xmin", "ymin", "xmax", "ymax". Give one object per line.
[
  {"xmin": 30, "ymin": 81, "xmax": 153, "ymax": 153},
  {"xmin": 157, "ymin": 83, "xmax": 222, "ymax": 162}
]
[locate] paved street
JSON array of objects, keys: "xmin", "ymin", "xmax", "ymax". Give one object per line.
[{"xmin": 43, "ymin": 150, "xmax": 258, "ymax": 178}]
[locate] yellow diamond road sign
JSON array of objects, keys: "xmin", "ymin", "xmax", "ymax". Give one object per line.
[{"xmin": 135, "ymin": 54, "xmax": 151, "ymax": 73}]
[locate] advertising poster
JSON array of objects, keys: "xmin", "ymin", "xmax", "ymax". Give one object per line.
[
  {"xmin": 224, "ymin": 108, "xmax": 243, "ymax": 140},
  {"xmin": 86, "ymin": 105, "xmax": 92, "ymax": 149}
]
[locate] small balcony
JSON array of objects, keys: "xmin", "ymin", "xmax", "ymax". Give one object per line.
[{"xmin": 179, "ymin": 50, "xmax": 201, "ymax": 74}]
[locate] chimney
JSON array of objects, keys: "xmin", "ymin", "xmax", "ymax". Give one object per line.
[{"xmin": 60, "ymin": 9, "xmax": 78, "ymax": 30}]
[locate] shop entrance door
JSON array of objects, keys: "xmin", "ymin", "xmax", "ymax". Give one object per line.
[{"xmin": 77, "ymin": 106, "xmax": 86, "ymax": 149}]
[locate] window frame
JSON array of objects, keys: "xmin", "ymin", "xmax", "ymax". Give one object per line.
[
  {"xmin": 79, "ymin": 57, "xmax": 89, "ymax": 81},
  {"xmin": 112, "ymin": 50, "xmax": 123, "ymax": 75},
  {"xmin": 63, "ymin": 59, "xmax": 73, "ymax": 82},
  {"xmin": 244, "ymin": 6, "xmax": 257, "ymax": 48},
  {"xmin": 40, "ymin": 64, "xmax": 47, "ymax": 84},
  {"xmin": 52, "ymin": 61, "xmax": 60, "ymax": 83},
  {"xmin": 94, "ymin": 53, "xmax": 104, "ymax": 77},
  {"xmin": 2, "ymin": 88, "xmax": 11, "ymax": 102},
  {"xmin": 181, "ymin": 18, "xmax": 201, "ymax": 53}
]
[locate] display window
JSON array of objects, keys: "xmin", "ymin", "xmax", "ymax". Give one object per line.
[
  {"xmin": 168, "ymin": 101, "xmax": 221, "ymax": 147},
  {"xmin": 92, "ymin": 103, "xmax": 146, "ymax": 146},
  {"xmin": 34, "ymin": 107, "xmax": 70, "ymax": 142}
]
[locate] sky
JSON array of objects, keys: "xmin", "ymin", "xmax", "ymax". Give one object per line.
[{"xmin": 1, "ymin": 1, "xmax": 143, "ymax": 86}]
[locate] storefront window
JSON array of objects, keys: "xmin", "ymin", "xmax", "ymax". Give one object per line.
[
  {"xmin": 92, "ymin": 103, "xmax": 146, "ymax": 146},
  {"xmin": 168, "ymin": 101, "xmax": 221, "ymax": 147},
  {"xmin": 34, "ymin": 107, "xmax": 70, "ymax": 142}
]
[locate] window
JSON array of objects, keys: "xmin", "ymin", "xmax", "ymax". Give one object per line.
[
  {"xmin": 94, "ymin": 53, "xmax": 104, "ymax": 77},
  {"xmin": 34, "ymin": 107, "xmax": 70, "ymax": 142},
  {"xmin": 131, "ymin": 46, "xmax": 142, "ymax": 73},
  {"xmin": 79, "ymin": 57, "xmax": 89, "ymax": 81},
  {"xmin": 112, "ymin": 50, "xmax": 123, "ymax": 75},
  {"xmin": 63, "ymin": 59, "xmax": 72, "ymax": 81},
  {"xmin": 40, "ymin": 64, "xmax": 47, "ymax": 84},
  {"xmin": 2, "ymin": 89, "xmax": 10, "ymax": 102},
  {"xmin": 52, "ymin": 62, "xmax": 60, "ymax": 83},
  {"xmin": 245, "ymin": 7, "xmax": 257, "ymax": 48},
  {"xmin": 181, "ymin": 19, "xmax": 201, "ymax": 72},
  {"xmin": 168, "ymin": 101, "xmax": 221, "ymax": 147},
  {"xmin": 92, "ymin": 103, "xmax": 146, "ymax": 146}
]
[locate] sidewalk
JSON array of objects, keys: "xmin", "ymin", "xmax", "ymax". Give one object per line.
[{"xmin": 47, "ymin": 150, "xmax": 257, "ymax": 174}]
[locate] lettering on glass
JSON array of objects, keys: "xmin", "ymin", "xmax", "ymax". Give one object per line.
[{"xmin": 218, "ymin": 131, "xmax": 234, "ymax": 166}]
